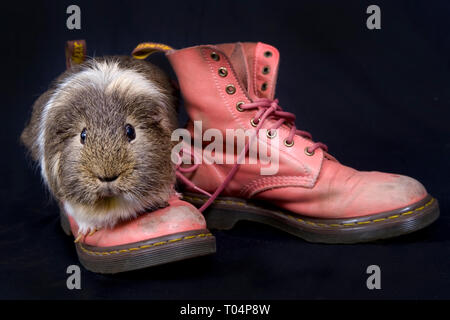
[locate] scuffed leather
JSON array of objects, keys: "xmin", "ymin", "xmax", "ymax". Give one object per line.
[
  {"xmin": 68, "ymin": 196, "xmax": 207, "ymax": 247},
  {"xmin": 168, "ymin": 42, "xmax": 428, "ymax": 218}
]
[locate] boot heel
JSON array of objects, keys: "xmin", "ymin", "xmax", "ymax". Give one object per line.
[{"xmin": 204, "ymin": 208, "xmax": 239, "ymax": 230}]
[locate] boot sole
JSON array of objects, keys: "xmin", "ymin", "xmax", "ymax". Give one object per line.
[
  {"xmin": 182, "ymin": 193, "xmax": 439, "ymax": 244},
  {"xmin": 60, "ymin": 212, "xmax": 216, "ymax": 274}
]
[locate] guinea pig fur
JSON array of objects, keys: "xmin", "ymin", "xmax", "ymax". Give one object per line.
[{"xmin": 21, "ymin": 56, "xmax": 178, "ymax": 234}]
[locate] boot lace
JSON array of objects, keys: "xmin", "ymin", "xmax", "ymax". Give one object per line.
[
  {"xmin": 241, "ymin": 98, "xmax": 327, "ymax": 153},
  {"xmin": 177, "ymin": 98, "xmax": 328, "ymax": 212}
]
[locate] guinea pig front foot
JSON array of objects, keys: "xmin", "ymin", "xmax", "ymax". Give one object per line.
[{"xmin": 73, "ymin": 228, "xmax": 97, "ymax": 243}]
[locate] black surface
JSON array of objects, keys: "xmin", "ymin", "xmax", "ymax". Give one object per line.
[{"xmin": 1, "ymin": 0, "xmax": 449, "ymax": 299}]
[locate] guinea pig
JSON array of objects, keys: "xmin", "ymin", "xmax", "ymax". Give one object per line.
[{"xmin": 21, "ymin": 56, "xmax": 178, "ymax": 234}]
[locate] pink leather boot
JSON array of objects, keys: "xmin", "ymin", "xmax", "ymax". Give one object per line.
[
  {"xmin": 133, "ymin": 42, "xmax": 439, "ymax": 243},
  {"xmin": 60, "ymin": 195, "xmax": 215, "ymax": 273}
]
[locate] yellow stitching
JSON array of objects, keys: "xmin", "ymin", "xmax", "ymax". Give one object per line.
[
  {"xmin": 183, "ymin": 195, "xmax": 435, "ymax": 229},
  {"xmin": 78, "ymin": 233, "xmax": 213, "ymax": 256},
  {"xmin": 183, "ymin": 195, "xmax": 246, "ymax": 206}
]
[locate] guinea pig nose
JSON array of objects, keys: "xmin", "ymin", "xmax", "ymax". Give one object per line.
[{"xmin": 98, "ymin": 175, "xmax": 119, "ymax": 182}]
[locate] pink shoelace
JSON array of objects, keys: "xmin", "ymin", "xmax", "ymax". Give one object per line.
[{"xmin": 176, "ymin": 98, "xmax": 328, "ymax": 212}]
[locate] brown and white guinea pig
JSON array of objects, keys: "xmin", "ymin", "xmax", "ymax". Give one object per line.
[{"xmin": 21, "ymin": 56, "xmax": 178, "ymax": 234}]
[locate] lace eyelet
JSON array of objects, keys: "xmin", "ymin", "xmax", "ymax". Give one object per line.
[
  {"xmin": 210, "ymin": 52, "xmax": 220, "ymax": 61},
  {"xmin": 226, "ymin": 84, "xmax": 236, "ymax": 95},
  {"xmin": 264, "ymin": 51, "xmax": 272, "ymax": 58},
  {"xmin": 250, "ymin": 118, "xmax": 260, "ymax": 127},
  {"xmin": 266, "ymin": 129, "xmax": 277, "ymax": 139},
  {"xmin": 236, "ymin": 101, "xmax": 245, "ymax": 112},
  {"xmin": 284, "ymin": 139, "xmax": 294, "ymax": 147},
  {"xmin": 262, "ymin": 66, "xmax": 270, "ymax": 74},
  {"xmin": 304, "ymin": 147, "xmax": 315, "ymax": 156},
  {"xmin": 261, "ymin": 82, "xmax": 268, "ymax": 91},
  {"xmin": 218, "ymin": 67, "xmax": 228, "ymax": 77}
]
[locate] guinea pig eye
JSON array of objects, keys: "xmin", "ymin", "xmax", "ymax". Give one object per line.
[
  {"xmin": 125, "ymin": 124, "xmax": 136, "ymax": 141},
  {"xmin": 80, "ymin": 128, "xmax": 87, "ymax": 145}
]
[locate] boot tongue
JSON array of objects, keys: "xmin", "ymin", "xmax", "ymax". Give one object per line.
[{"xmin": 215, "ymin": 42, "xmax": 280, "ymax": 101}]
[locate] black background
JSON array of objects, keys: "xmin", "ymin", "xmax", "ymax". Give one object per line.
[{"xmin": 1, "ymin": 0, "xmax": 449, "ymax": 299}]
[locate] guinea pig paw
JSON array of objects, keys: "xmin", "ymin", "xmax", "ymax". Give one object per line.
[
  {"xmin": 74, "ymin": 233, "xmax": 84, "ymax": 243},
  {"xmin": 73, "ymin": 228, "xmax": 97, "ymax": 243},
  {"xmin": 88, "ymin": 228, "xmax": 97, "ymax": 237}
]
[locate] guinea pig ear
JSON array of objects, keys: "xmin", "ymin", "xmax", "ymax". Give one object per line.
[{"xmin": 21, "ymin": 89, "xmax": 53, "ymax": 162}]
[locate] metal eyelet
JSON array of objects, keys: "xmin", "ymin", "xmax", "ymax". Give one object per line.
[
  {"xmin": 225, "ymin": 84, "xmax": 236, "ymax": 95},
  {"xmin": 262, "ymin": 66, "xmax": 270, "ymax": 74},
  {"xmin": 264, "ymin": 51, "xmax": 272, "ymax": 58},
  {"xmin": 211, "ymin": 52, "xmax": 220, "ymax": 61},
  {"xmin": 250, "ymin": 118, "xmax": 260, "ymax": 127},
  {"xmin": 266, "ymin": 129, "xmax": 277, "ymax": 139},
  {"xmin": 304, "ymin": 147, "xmax": 315, "ymax": 156},
  {"xmin": 261, "ymin": 82, "xmax": 268, "ymax": 91},
  {"xmin": 218, "ymin": 67, "xmax": 228, "ymax": 77},
  {"xmin": 284, "ymin": 139, "xmax": 294, "ymax": 147},
  {"xmin": 236, "ymin": 101, "xmax": 245, "ymax": 112}
]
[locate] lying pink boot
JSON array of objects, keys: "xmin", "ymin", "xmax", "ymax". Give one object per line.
[
  {"xmin": 60, "ymin": 195, "xmax": 215, "ymax": 273},
  {"xmin": 133, "ymin": 42, "xmax": 439, "ymax": 244}
]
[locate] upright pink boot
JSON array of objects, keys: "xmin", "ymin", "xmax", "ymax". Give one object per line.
[{"xmin": 133, "ymin": 42, "xmax": 439, "ymax": 243}]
